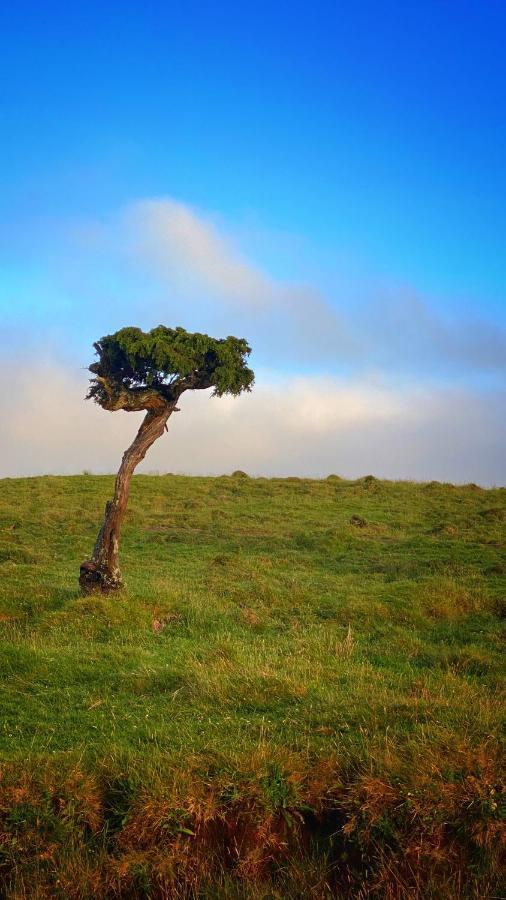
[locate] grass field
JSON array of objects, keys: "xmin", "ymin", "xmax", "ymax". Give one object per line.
[{"xmin": 0, "ymin": 473, "xmax": 504, "ymax": 898}]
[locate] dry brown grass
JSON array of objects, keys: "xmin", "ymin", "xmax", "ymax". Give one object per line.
[{"xmin": 0, "ymin": 740, "xmax": 503, "ymax": 898}]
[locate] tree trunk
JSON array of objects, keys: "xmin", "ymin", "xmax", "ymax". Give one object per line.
[{"xmin": 79, "ymin": 406, "xmax": 173, "ymax": 593}]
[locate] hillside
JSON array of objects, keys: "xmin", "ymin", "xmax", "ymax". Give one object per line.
[{"xmin": 0, "ymin": 474, "xmax": 504, "ymax": 898}]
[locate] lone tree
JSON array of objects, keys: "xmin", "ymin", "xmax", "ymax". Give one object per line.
[{"xmin": 79, "ymin": 325, "xmax": 254, "ymax": 593}]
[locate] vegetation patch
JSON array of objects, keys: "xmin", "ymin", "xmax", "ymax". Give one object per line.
[{"xmin": 0, "ymin": 474, "xmax": 504, "ymax": 897}]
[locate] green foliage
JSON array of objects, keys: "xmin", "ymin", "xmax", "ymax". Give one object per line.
[{"xmin": 87, "ymin": 325, "xmax": 254, "ymax": 405}]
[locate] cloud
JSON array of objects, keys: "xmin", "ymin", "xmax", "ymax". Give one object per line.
[
  {"xmin": 120, "ymin": 197, "xmax": 506, "ymax": 377},
  {"xmin": 5, "ymin": 196, "xmax": 504, "ymax": 379},
  {"xmin": 121, "ymin": 198, "xmax": 355, "ymax": 365},
  {"xmin": 1, "ymin": 199, "xmax": 504, "ymax": 488},
  {"xmin": 126, "ymin": 199, "xmax": 274, "ymax": 309},
  {"xmin": 1, "ymin": 359, "xmax": 504, "ymax": 486},
  {"xmin": 358, "ymin": 291, "xmax": 506, "ymax": 375}
]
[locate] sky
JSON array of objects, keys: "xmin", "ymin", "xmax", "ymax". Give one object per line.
[{"xmin": 0, "ymin": 1, "xmax": 505, "ymax": 483}]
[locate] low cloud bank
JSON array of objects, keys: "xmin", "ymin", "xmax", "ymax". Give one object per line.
[
  {"xmin": 1, "ymin": 360, "xmax": 504, "ymax": 486},
  {"xmin": 2, "ymin": 197, "xmax": 504, "ymax": 485}
]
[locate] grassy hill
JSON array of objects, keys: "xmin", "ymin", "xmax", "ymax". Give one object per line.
[{"xmin": 0, "ymin": 473, "xmax": 504, "ymax": 898}]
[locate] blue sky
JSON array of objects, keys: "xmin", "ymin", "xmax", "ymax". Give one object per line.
[
  {"xmin": 2, "ymin": 1, "xmax": 506, "ymax": 300},
  {"xmin": 1, "ymin": 1, "xmax": 505, "ymax": 481}
]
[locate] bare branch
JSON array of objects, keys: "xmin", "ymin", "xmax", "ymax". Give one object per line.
[{"xmin": 93, "ymin": 376, "xmax": 176, "ymax": 412}]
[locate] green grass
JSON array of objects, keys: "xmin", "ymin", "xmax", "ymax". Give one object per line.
[{"xmin": 0, "ymin": 473, "xmax": 504, "ymax": 898}]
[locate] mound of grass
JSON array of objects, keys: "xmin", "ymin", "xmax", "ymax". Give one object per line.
[{"xmin": 0, "ymin": 474, "xmax": 504, "ymax": 898}]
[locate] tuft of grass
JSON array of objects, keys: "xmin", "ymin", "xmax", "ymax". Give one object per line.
[{"xmin": 0, "ymin": 473, "xmax": 504, "ymax": 897}]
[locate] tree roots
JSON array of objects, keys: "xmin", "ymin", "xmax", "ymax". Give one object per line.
[{"xmin": 79, "ymin": 559, "xmax": 123, "ymax": 594}]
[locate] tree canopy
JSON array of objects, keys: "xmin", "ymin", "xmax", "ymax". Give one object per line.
[{"xmin": 87, "ymin": 325, "xmax": 254, "ymax": 412}]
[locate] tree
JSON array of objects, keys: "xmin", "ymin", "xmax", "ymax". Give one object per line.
[{"xmin": 79, "ymin": 326, "xmax": 254, "ymax": 593}]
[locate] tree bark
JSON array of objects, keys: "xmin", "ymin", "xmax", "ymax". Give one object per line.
[{"xmin": 79, "ymin": 405, "xmax": 173, "ymax": 593}]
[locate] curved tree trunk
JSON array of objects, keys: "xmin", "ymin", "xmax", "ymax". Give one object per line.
[{"xmin": 79, "ymin": 406, "xmax": 173, "ymax": 593}]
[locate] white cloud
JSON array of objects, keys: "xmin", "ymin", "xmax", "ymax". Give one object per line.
[
  {"xmin": 10, "ymin": 196, "xmax": 504, "ymax": 378},
  {"xmin": 121, "ymin": 198, "xmax": 355, "ymax": 364},
  {"xmin": 119, "ymin": 197, "xmax": 506, "ymax": 376},
  {"xmin": 1, "ymin": 197, "xmax": 504, "ymax": 486},
  {"xmin": 1, "ymin": 359, "xmax": 504, "ymax": 486},
  {"xmin": 125, "ymin": 198, "xmax": 274, "ymax": 309}
]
